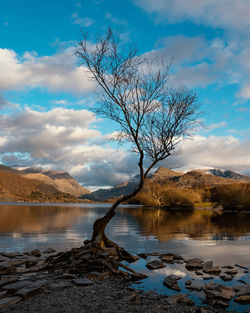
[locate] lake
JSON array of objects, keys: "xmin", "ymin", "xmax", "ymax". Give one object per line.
[{"xmin": 0, "ymin": 202, "xmax": 249, "ymax": 311}]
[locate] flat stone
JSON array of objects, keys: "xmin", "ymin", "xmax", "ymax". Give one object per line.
[
  {"xmin": 16, "ymin": 280, "xmax": 48, "ymax": 298},
  {"xmin": 0, "ymin": 261, "xmax": 16, "ymax": 275},
  {"xmin": 203, "ymin": 276, "xmax": 214, "ymax": 280},
  {"xmin": 0, "ymin": 291, "xmax": 8, "ymax": 299},
  {"xmin": 0, "ymin": 275, "xmax": 18, "ymax": 283},
  {"xmin": 220, "ymin": 273, "xmax": 232, "ymax": 281},
  {"xmin": 163, "ymin": 275, "xmax": 181, "ymax": 291},
  {"xmin": 0, "ymin": 296, "xmax": 22, "ymax": 309},
  {"xmin": 17, "ymin": 262, "xmax": 48, "ymax": 273},
  {"xmin": 3, "ymin": 280, "xmax": 31, "ymax": 292},
  {"xmin": 9, "ymin": 259, "xmax": 26, "ymax": 266},
  {"xmin": 25, "ymin": 249, "xmax": 41, "ymax": 257},
  {"xmin": 25, "ymin": 259, "xmax": 38, "ymax": 268},
  {"xmin": 72, "ymin": 278, "xmax": 93, "ymax": 286},
  {"xmin": 2, "ymin": 252, "xmax": 23, "ymax": 258},
  {"xmin": 137, "ymin": 253, "xmax": 147, "ymax": 259},
  {"xmin": 203, "ymin": 261, "xmax": 213, "ymax": 271},
  {"xmin": 55, "ymin": 273, "xmax": 77, "ymax": 280},
  {"xmin": 146, "ymin": 260, "xmax": 166, "ymax": 270},
  {"xmin": 186, "ymin": 281, "xmax": 203, "ymax": 291},
  {"xmin": 161, "ymin": 254, "xmax": 175, "ymax": 263},
  {"xmin": 0, "ymin": 256, "xmax": 8, "ymax": 262},
  {"xmin": 166, "ymin": 294, "xmax": 193, "ymax": 305},
  {"xmin": 234, "ymin": 294, "xmax": 250, "ymax": 304},
  {"xmin": 43, "ymin": 248, "xmax": 56, "ymax": 254},
  {"xmin": 210, "ymin": 298, "xmax": 229, "ymax": 308},
  {"xmin": 49, "ymin": 281, "xmax": 72, "ymax": 290},
  {"xmin": 236, "ymin": 285, "xmax": 250, "ymax": 296},
  {"xmin": 204, "ymin": 282, "xmax": 235, "ymax": 301},
  {"xmin": 147, "ymin": 252, "xmax": 161, "ymax": 256},
  {"xmin": 203, "ymin": 266, "xmax": 221, "ymax": 275},
  {"xmin": 130, "ymin": 255, "xmax": 140, "ymax": 262},
  {"xmin": 185, "ymin": 258, "xmax": 203, "ymax": 270},
  {"xmin": 87, "ymin": 271, "xmax": 109, "ymax": 280},
  {"xmin": 195, "ymin": 270, "xmax": 204, "ymax": 276},
  {"xmin": 225, "ymin": 268, "xmax": 238, "ymax": 275}
]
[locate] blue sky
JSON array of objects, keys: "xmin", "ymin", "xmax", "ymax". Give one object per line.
[{"xmin": 0, "ymin": 0, "xmax": 249, "ymax": 188}]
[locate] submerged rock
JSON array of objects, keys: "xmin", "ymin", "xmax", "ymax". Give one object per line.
[
  {"xmin": 146, "ymin": 260, "xmax": 166, "ymax": 270},
  {"xmin": 185, "ymin": 258, "xmax": 203, "ymax": 270},
  {"xmin": 166, "ymin": 293, "xmax": 193, "ymax": 305},
  {"xmin": 163, "ymin": 275, "xmax": 181, "ymax": 291}
]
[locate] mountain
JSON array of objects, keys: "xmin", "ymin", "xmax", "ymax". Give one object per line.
[
  {"xmin": 0, "ymin": 164, "xmax": 80, "ymax": 202},
  {"xmin": 82, "ymin": 180, "xmax": 138, "ymax": 201},
  {"xmin": 17, "ymin": 167, "xmax": 90, "ymax": 197},
  {"xmin": 82, "ymin": 167, "xmax": 250, "ymax": 202},
  {"xmin": 205, "ymin": 169, "xmax": 250, "ymax": 182}
]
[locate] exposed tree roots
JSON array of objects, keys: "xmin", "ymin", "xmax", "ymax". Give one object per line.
[{"xmin": 45, "ymin": 239, "xmax": 147, "ymax": 281}]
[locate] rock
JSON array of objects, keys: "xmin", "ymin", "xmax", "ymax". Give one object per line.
[
  {"xmin": 166, "ymin": 294, "xmax": 194, "ymax": 305},
  {"xmin": 2, "ymin": 252, "xmax": 23, "ymax": 258},
  {"xmin": 185, "ymin": 280, "xmax": 192, "ymax": 286},
  {"xmin": 225, "ymin": 268, "xmax": 238, "ymax": 275},
  {"xmin": 234, "ymin": 294, "xmax": 250, "ymax": 304},
  {"xmin": 202, "ymin": 276, "xmax": 213, "ymax": 280},
  {"xmin": 72, "ymin": 278, "xmax": 93, "ymax": 286},
  {"xmin": 0, "ymin": 256, "xmax": 8, "ymax": 262},
  {"xmin": 56, "ymin": 273, "xmax": 77, "ymax": 280},
  {"xmin": 137, "ymin": 253, "xmax": 147, "ymax": 259},
  {"xmin": 209, "ymin": 298, "xmax": 229, "ymax": 308},
  {"xmin": 16, "ymin": 280, "xmax": 48, "ymax": 298},
  {"xmin": 9, "ymin": 259, "xmax": 26, "ymax": 266},
  {"xmin": 195, "ymin": 270, "xmax": 204, "ymax": 276},
  {"xmin": 203, "ymin": 261, "xmax": 213, "ymax": 271},
  {"xmin": 0, "ymin": 275, "xmax": 18, "ymax": 284},
  {"xmin": 221, "ymin": 265, "xmax": 234, "ymax": 269},
  {"xmin": 49, "ymin": 281, "xmax": 72, "ymax": 290},
  {"xmin": 0, "ymin": 261, "xmax": 16, "ymax": 275},
  {"xmin": 0, "ymin": 291, "xmax": 8, "ymax": 299},
  {"xmin": 204, "ymin": 282, "xmax": 235, "ymax": 301},
  {"xmin": 203, "ymin": 266, "xmax": 221, "ymax": 275},
  {"xmin": 130, "ymin": 255, "xmax": 140, "ymax": 262},
  {"xmin": 25, "ymin": 249, "xmax": 41, "ymax": 257},
  {"xmin": 87, "ymin": 271, "xmax": 109, "ymax": 280},
  {"xmin": 25, "ymin": 259, "xmax": 38, "ymax": 268},
  {"xmin": 3, "ymin": 280, "xmax": 31, "ymax": 292},
  {"xmin": 235, "ymin": 263, "xmax": 248, "ymax": 270},
  {"xmin": 236, "ymin": 285, "xmax": 250, "ymax": 296},
  {"xmin": 17, "ymin": 262, "xmax": 48, "ymax": 273},
  {"xmin": 0, "ymin": 296, "xmax": 22, "ymax": 309},
  {"xmin": 220, "ymin": 273, "xmax": 232, "ymax": 281},
  {"xmin": 43, "ymin": 248, "xmax": 56, "ymax": 254},
  {"xmin": 161, "ymin": 254, "xmax": 175, "ymax": 263},
  {"xmin": 146, "ymin": 260, "xmax": 166, "ymax": 270},
  {"xmin": 185, "ymin": 258, "xmax": 203, "ymax": 270},
  {"xmin": 163, "ymin": 275, "xmax": 181, "ymax": 291},
  {"xmin": 186, "ymin": 281, "xmax": 203, "ymax": 291},
  {"xmin": 147, "ymin": 252, "xmax": 161, "ymax": 256}
]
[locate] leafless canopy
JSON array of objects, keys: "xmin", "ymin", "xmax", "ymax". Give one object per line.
[{"xmin": 77, "ymin": 29, "xmax": 199, "ymax": 182}]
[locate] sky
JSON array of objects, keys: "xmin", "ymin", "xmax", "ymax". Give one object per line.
[{"xmin": 0, "ymin": 0, "xmax": 249, "ymax": 189}]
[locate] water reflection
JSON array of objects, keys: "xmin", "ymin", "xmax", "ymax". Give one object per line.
[
  {"xmin": 0, "ymin": 204, "xmax": 90, "ymax": 233},
  {"xmin": 119, "ymin": 207, "xmax": 250, "ymax": 241}
]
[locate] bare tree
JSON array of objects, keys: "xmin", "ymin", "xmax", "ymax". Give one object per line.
[{"xmin": 77, "ymin": 29, "xmax": 200, "ymax": 254}]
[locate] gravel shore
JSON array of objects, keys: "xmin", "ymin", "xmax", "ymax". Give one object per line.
[{"xmin": 0, "ymin": 276, "xmax": 213, "ymax": 313}]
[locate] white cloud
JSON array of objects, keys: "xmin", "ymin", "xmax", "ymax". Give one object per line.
[
  {"xmin": 0, "ymin": 107, "xmax": 139, "ymax": 187},
  {"xmin": 162, "ymin": 135, "xmax": 250, "ymax": 174},
  {"xmin": 71, "ymin": 13, "xmax": 94, "ymax": 27},
  {"xmin": 133, "ymin": 0, "xmax": 250, "ymax": 33},
  {"xmin": 0, "ymin": 48, "xmax": 94, "ymax": 94}
]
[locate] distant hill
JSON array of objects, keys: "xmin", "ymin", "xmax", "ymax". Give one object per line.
[
  {"xmin": 0, "ymin": 164, "xmax": 80, "ymax": 203},
  {"xmin": 17, "ymin": 167, "xmax": 90, "ymax": 197},
  {"xmin": 82, "ymin": 167, "xmax": 250, "ymax": 202}
]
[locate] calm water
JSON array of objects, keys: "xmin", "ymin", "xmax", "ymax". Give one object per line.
[{"xmin": 0, "ymin": 203, "xmax": 249, "ymax": 311}]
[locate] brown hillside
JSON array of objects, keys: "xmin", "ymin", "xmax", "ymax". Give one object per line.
[
  {"xmin": 0, "ymin": 166, "xmax": 80, "ymax": 203},
  {"xmin": 20, "ymin": 168, "xmax": 90, "ymax": 197}
]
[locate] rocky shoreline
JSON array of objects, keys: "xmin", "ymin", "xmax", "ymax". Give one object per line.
[{"xmin": 0, "ymin": 248, "xmax": 249, "ymax": 312}]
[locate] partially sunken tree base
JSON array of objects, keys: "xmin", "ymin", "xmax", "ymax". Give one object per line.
[{"xmin": 46, "ymin": 239, "xmax": 147, "ymax": 281}]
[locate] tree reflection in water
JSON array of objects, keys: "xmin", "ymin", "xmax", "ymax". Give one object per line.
[{"xmin": 119, "ymin": 207, "xmax": 250, "ymax": 242}]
